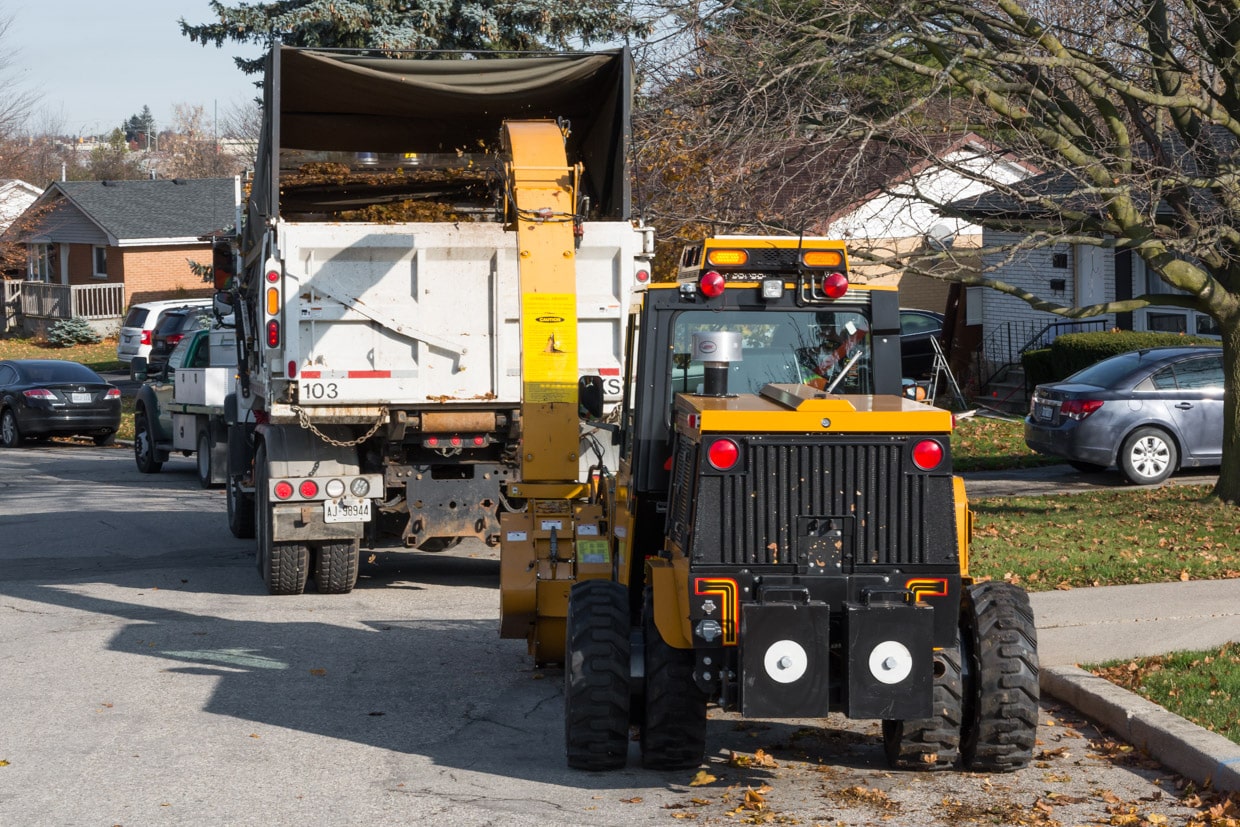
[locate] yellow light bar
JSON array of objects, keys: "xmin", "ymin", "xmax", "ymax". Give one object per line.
[
  {"xmin": 706, "ymin": 249, "xmax": 749, "ymax": 267},
  {"xmin": 803, "ymin": 250, "xmax": 844, "ymax": 267},
  {"xmin": 266, "ymin": 287, "xmax": 280, "ymax": 316}
]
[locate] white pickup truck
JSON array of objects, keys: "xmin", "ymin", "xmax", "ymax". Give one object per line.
[{"xmin": 132, "ymin": 327, "xmax": 236, "ymax": 488}]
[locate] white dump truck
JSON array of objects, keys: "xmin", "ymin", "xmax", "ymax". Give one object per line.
[{"xmin": 219, "ymin": 45, "xmax": 652, "ymax": 595}]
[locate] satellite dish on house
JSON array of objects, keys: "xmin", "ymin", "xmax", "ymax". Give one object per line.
[{"xmin": 926, "ymin": 222, "xmax": 956, "ymax": 250}]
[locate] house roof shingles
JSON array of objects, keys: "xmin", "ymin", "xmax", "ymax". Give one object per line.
[{"xmin": 49, "ymin": 178, "xmax": 236, "ymax": 242}]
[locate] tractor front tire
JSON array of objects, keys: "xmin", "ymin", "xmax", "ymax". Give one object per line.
[
  {"xmin": 960, "ymin": 582, "xmax": 1039, "ymax": 772},
  {"xmin": 640, "ymin": 588, "xmax": 706, "ymax": 770},
  {"xmin": 883, "ymin": 634, "xmax": 963, "ymax": 770},
  {"xmin": 564, "ymin": 579, "xmax": 631, "ymax": 771}
]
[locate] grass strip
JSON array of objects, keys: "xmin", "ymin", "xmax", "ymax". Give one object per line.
[{"xmin": 1090, "ymin": 645, "xmax": 1240, "ymax": 746}]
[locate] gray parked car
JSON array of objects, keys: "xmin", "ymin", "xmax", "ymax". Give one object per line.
[{"xmin": 1024, "ymin": 346, "xmax": 1223, "ymax": 485}]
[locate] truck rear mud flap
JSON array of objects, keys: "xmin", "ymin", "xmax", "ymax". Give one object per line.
[{"xmin": 271, "ymin": 503, "xmax": 365, "ymax": 542}]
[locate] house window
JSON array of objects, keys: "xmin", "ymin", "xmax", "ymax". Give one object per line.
[
  {"xmin": 1134, "ymin": 255, "xmax": 1219, "ymax": 338},
  {"xmin": 27, "ymin": 245, "xmax": 52, "ymax": 282},
  {"xmin": 92, "ymin": 246, "xmax": 108, "ymax": 279}
]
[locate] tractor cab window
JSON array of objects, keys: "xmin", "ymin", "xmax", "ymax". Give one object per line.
[{"xmin": 668, "ymin": 309, "xmax": 873, "ymax": 399}]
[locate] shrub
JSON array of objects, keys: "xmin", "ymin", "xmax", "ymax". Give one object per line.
[
  {"xmin": 1022, "ymin": 329, "xmax": 1219, "ymax": 384},
  {"xmin": 46, "ymin": 317, "xmax": 102, "ymax": 347}
]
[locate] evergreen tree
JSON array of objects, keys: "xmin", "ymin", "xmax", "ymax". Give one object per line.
[{"xmin": 181, "ymin": 0, "xmax": 651, "ymax": 75}]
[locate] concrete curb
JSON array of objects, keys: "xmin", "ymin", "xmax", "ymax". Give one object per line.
[{"xmin": 1042, "ymin": 665, "xmax": 1240, "ymax": 792}]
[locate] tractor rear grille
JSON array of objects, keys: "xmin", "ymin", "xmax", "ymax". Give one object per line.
[{"xmin": 683, "ymin": 436, "xmax": 957, "ymax": 568}]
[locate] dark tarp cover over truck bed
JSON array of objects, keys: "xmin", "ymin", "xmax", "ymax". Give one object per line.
[{"xmin": 246, "ymin": 45, "xmax": 633, "ymax": 248}]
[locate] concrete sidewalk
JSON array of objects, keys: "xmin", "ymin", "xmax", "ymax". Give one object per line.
[{"xmin": 1031, "ymin": 579, "xmax": 1240, "ymax": 792}]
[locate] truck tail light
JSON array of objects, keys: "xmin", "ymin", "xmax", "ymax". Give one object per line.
[
  {"xmin": 266, "ymin": 320, "xmax": 280, "ymax": 347},
  {"xmin": 266, "ymin": 287, "xmax": 280, "ymax": 316},
  {"xmin": 299, "ymin": 480, "xmax": 319, "ymax": 498},
  {"xmin": 273, "ymin": 481, "xmax": 294, "ymax": 500}
]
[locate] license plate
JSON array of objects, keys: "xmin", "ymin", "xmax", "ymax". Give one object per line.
[
  {"xmin": 324, "ymin": 497, "xmax": 371, "ymax": 523},
  {"xmin": 1037, "ymin": 404, "xmax": 1053, "ymax": 421},
  {"xmin": 71, "ymin": 393, "xmax": 92, "ymax": 404}
]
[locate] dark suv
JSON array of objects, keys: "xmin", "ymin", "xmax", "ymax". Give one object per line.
[{"xmin": 148, "ymin": 306, "xmax": 213, "ymax": 374}]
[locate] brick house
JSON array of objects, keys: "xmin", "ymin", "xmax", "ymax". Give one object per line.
[{"xmin": 13, "ymin": 178, "xmax": 236, "ymax": 333}]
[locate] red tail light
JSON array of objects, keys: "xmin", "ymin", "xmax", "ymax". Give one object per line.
[
  {"xmin": 105, "ymin": 388, "xmax": 121, "ymax": 400},
  {"xmin": 707, "ymin": 438, "xmax": 740, "ymax": 470},
  {"xmin": 273, "ymin": 481, "xmax": 294, "ymax": 500},
  {"xmin": 299, "ymin": 480, "xmax": 319, "ymax": 499},
  {"xmin": 167, "ymin": 334, "xmax": 185, "ymax": 346},
  {"xmin": 912, "ymin": 439, "xmax": 944, "ymax": 471},
  {"xmin": 23, "ymin": 388, "xmax": 56, "ymax": 400},
  {"xmin": 699, "ymin": 271, "xmax": 726, "ymax": 298},
  {"xmin": 823, "ymin": 272, "xmax": 849, "ymax": 299},
  {"xmin": 266, "ymin": 320, "xmax": 280, "ymax": 347},
  {"xmin": 1061, "ymin": 399, "xmax": 1104, "ymax": 420},
  {"xmin": 140, "ymin": 330, "xmax": 153, "ymax": 346}
]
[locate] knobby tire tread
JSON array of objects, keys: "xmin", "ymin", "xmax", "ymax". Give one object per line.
[
  {"xmin": 883, "ymin": 637, "xmax": 963, "ymax": 770},
  {"xmin": 564, "ymin": 580, "xmax": 631, "ymax": 771},
  {"xmin": 961, "ymin": 582, "xmax": 1039, "ymax": 772},
  {"xmin": 640, "ymin": 589, "xmax": 706, "ymax": 770}
]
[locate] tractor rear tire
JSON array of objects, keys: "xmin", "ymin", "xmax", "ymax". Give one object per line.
[
  {"xmin": 882, "ymin": 634, "xmax": 963, "ymax": 770},
  {"xmin": 960, "ymin": 582, "xmax": 1039, "ymax": 772},
  {"xmin": 640, "ymin": 588, "xmax": 706, "ymax": 770},
  {"xmin": 564, "ymin": 579, "xmax": 631, "ymax": 771},
  {"xmin": 314, "ymin": 541, "xmax": 360, "ymax": 594}
]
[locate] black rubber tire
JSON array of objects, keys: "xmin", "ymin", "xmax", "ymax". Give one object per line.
[
  {"xmin": 195, "ymin": 431, "xmax": 213, "ymax": 489},
  {"xmin": 93, "ymin": 431, "xmax": 116, "ymax": 446},
  {"xmin": 0, "ymin": 409, "xmax": 21, "ymax": 448},
  {"xmin": 883, "ymin": 634, "xmax": 963, "ymax": 770},
  {"xmin": 226, "ymin": 435, "xmax": 255, "ymax": 540},
  {"xmin": 255, "ymin": 443, "xmax": 309, "ymax": 595},
  {"xmin": 1119, "ymin": 426, "xmax": 1178, "ymax": 485},
  {"xmin": 132, "ymin": 409, "xmax": 163, "ymax": 473},
  {"xmin": 640, "ymin": 588, "xmax": 707, "ymax": 770},
  {"xmin": 1068, "ymin": 460, "xmax": 1107, "ymax": 474},
  {"xmin": 960, "ymin": 582, "xmax": 1039, "ymax": 772},
  {"xmin": 314, "ymin": 541, "xmax": 360, "ymax": 594},
  {"xmin": 564, "ymin": 579, "xmax": 632, "ymax": 771}
]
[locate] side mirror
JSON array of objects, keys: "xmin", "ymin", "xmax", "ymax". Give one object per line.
[
  {"xmin": 130, "ymin": 356, "xmax": 148, "ymax": 382},
  {"xmin": 213, "ymin": 291, "xmax": 236, "ymax": 327},
  {"xmin": 578, "ymin": 375, "xmax": 605, "ymax": 420}
]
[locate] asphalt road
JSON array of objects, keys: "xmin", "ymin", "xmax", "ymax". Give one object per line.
[{"xmin": 0, "ymin": 444, "xmax": 1206, "ymax": 826}]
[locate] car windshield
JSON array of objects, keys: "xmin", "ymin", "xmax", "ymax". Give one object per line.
[
  {"xmin": 22, "ymin": 362, "xmax": 101, "ymax": 383},
  {"xmin": 669, "ymin": 309, "xmax": 873, "ymax": 397}
]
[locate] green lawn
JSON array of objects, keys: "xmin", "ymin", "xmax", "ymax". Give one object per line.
[
  {"xmin": 0, "ymin": 335, "xmax": 125, "ymax": 373},
  {"xmin": 1091, "ymin": 646, "xmax": 1240, "ymax": 747}
]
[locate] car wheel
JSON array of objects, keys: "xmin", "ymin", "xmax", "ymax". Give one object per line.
[
  {"xmin": 133, "ymin": 408, "xmax": 163, "ymax": 473},
  {"xmin": 1068, "ymin": 460, "xmax": 1107, "ymax": 474},
  {"xmin": 1, "ymin": 409, "xmax": 23, "ymax": 448},
  {"xmin": 196, "ymin": 431, "xmax": 214, "ymax": 488},
  {"xmin": 1119, "ymin": 426, "xmax": 1177, "ymax": 485}
]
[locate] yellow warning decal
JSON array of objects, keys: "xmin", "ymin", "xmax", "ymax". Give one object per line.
[{"xmin": 521, "ymin": 293, "xmax": 578, "ymax": 403}]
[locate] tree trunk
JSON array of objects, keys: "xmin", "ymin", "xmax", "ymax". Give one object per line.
[{"xmin": 1216, "ymin": 320, "xmax": 1240, "ymax": 506}]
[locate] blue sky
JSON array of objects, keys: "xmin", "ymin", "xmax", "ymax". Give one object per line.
[{"xmin": 6, "ymin": 0, "xmax": 260, "ymax": 136}]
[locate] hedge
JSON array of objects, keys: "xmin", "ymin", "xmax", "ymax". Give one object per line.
[{"xmin": 1022, "ymin": 330, "xmax": 1220, "ymax": 386}]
